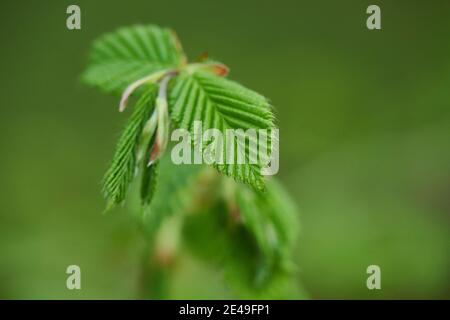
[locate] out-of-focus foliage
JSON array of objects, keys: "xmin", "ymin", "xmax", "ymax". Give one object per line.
[
  {"xmin": 291, "ymin": 123, "xmax": 450, "ymax": 299},
  {"xmin": 170, "ymin": 70, "xmax": 275, "ymax": 190},
  {"xmin": 132, "ymin": 155, "xmax": 301, "ymax": 298},
  {"xmin": 84, "ymin": 24, "xmax": 277, "ymax": 192},
  {"xmin": 0, "ymin": 0, "xmax": 448, "ymax": 299},
  {"xmin": 80, "ymin": 21, "xmax": 296, "ymax": 299}
]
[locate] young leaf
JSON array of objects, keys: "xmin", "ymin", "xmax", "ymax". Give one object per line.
[
  {"xmin": 140, "ymin": 160, "xmax": 159, "ymax": 207},
  {"xmin": 235, "ymin": 179, "xmax": 299, "ymax": 266},
  {"xmin": 142, "ymin": 156, "xmax": 205, "ymax": 237},
  {"xmin": 102, "ymin": 87, "xmax": 157, "ymax": 209},
  {"xmin": 169, "ymin": 71, "xmax": 275, "ymax": 190},
  {"xmin": 82, "ymin": 25, "xmax": 185, "ymax": 95}
]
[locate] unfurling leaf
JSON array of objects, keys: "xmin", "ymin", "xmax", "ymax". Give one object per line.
[
  {"xmin": 169, "ymin": 71, "xmax": 275, "ymax": 190},
  {"xmin": 143, "ymin": 156, "xmax": 203, "ymax": 237}
]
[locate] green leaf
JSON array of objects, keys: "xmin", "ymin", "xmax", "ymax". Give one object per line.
[
  {"xmin": 235, "ymin": 179, "xmax": 299, "ymax": 267},
  {"xmin": 102, "ymin": 87, "xmax": 157, "ymax": 209},
  {"xmin": 230, "ymin": 180, "xmax": 299, "ymax": 293},
  {"xmin": 82, "ymin": 25, "xmax": 185, "ymax": 95},
  {"xmin": 142, "ymin": 156, "xmax": 207, "ymax": 237},
  {"xmin": 169, "ymin": 71, "xmax": 275, "ymax": 190}
]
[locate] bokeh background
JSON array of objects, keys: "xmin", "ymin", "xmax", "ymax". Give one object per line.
[{"xmin": 0, "ymin": 0, "xmax": 449, "ymax": 299}]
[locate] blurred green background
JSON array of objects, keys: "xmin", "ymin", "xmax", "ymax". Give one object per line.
[{"xmin": 0, "ymin": 0, "xmax": 449, "ymax": 299}]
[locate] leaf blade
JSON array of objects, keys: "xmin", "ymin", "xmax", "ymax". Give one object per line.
[
  {"xmin": 102, "ymin": 87, "xmax": 157, "ymax": 209},
  {"xmin": 169, "ymin": 71, "xmax": 276, "ymax": 190}
]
